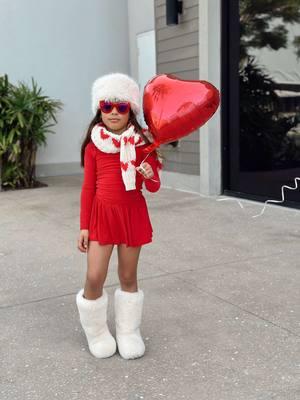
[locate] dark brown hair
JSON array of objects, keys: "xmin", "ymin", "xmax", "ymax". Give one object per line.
[{"xmin": 80, "ymin": 109, "xmax": 153, "ymax": 167}]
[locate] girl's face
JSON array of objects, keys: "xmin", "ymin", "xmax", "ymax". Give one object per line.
[{"xmin": 100, "ymin": 101, "xmax": 130, "ymax": 134}]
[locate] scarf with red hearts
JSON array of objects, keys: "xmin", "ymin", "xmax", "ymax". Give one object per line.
[{"xmin": 91, "ymin": 122, "xmax": 162, "ymax": 191}]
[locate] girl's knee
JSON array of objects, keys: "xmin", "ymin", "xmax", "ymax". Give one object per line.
[
  {"xmin": 118, "ymin": 272, "xmax": 137, "ymax": 287},
  {"xmin": 86, "ymin": 271, "xmax": 105, "ymax": 290}
]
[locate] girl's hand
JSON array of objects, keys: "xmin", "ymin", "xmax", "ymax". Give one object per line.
[
  {"xmin": 136, "ymin": 162, "xmax": 154, "ymax": 179},
  {"xmin": 78, "ymin": 229, "xmax": 89, "ymax": 252}
]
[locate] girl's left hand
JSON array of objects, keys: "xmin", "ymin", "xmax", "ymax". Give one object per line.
[{"xmin": 136, "ymin": 162, "xmax": 154, "ymax": 179}]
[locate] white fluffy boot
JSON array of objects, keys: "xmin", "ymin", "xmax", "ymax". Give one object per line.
[
  {"xmin": 76, "ymin": 288, "xmax": 116, "ymax": 358},
  {"xmin": 114, "ymin": 287, "xmax": 145, "ymax": 359}
]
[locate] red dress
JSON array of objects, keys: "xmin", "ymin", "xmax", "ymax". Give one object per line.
[{"xmin": 80, "ymin": 141, "xmax": 161, "ymax": 246}]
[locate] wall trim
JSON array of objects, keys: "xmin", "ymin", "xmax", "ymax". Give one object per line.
[
  {"xmin": 198, "ymin": 0, "xmax": 222, "ymax": 196},
  {"xmin": 36, "ymin": 162, "xmax": 82, "ymax": 178},
  {"xmin": 160, "ymin": 170, "xmax": 200, "ymax": 194}
]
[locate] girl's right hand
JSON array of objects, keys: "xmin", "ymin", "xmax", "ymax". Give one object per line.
[{"xmin": 78, "ymin": 230, "xmax": 89, "ymax": 252}]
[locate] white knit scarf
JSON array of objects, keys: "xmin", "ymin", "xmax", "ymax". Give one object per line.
[{"xmin": 91, "ymin": 122, "xmax": 162, "ymax": 191}]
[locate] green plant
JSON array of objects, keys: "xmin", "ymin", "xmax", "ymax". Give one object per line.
[
  {"xmin": 0, "ymin": 74, "xmax": 63, "ymax": 189},
  {"xmin": 0, "ymin": 74, "xmax": 16, "ymax": 187}
]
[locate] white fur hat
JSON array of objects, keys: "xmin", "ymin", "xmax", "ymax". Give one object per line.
[{"xmin": 91, "ymin": 72, "xmax": 140, "ymax": 116}]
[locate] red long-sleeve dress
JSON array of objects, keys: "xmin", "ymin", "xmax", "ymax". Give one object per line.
[{"xmin": 80, "ymin": 140, "xmax": 161, "ymax": 247}]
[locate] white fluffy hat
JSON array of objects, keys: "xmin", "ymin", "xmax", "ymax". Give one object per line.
[{"xmin": 91, "ymin": 72, "xmax": 140, "ymax": 116}]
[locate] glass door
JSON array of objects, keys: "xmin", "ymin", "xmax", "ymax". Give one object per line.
[{"xmin": 222, "ymin": 0, "xmax": 300, "ymax": 206}]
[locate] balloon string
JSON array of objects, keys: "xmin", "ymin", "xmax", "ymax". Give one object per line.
[
  {"xmin": 217, "ymin": 176, "xmax": 300, "ymax": 218},
  {"xmin": 251, "ymin": 177, "xmax": 300, "ymax": 218},
  {"xmin": 139, "ymin": 150, "xmax": 160, "ymax": 183}
]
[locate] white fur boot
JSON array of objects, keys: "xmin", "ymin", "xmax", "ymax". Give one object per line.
[
  {"xmin": 114, "ymin": 287, "xmax": 145, "ymax": 359},
  {"xmin": 76, "ymin": 288, "xmax": 117, "ymax": 358}
]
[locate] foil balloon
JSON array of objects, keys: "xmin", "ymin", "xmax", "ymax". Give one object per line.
[{"xmin": 142, "ymin": 73, "xmax": 220, "ymax": 153}]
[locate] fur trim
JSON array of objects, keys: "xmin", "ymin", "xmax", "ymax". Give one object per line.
[
  {"xmin": 115, "ymin": 288, "xmax": 144, "ymax": 333},
  {"xmin": 76, "ymin": 288, "xmax": 108, "ymax": 311},
  {"xmin": 91, "ymin": 72, "xmax": 140, "ymax": 116},
  {"xmin": 114, "ymin": 287, "xmax": 145, "ymax": 359},
  {"xmin": 76, "ymin": 288, "xmax": 117, "ymax": 358}
]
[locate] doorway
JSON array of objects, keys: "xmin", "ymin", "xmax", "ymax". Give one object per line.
[{"xmin": 222, "ymin": 0, "xmax": 300, "ymax": 207}]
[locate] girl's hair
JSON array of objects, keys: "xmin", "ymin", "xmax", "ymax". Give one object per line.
[{"xmin": 80, "ymin": 108, "xmax": 164, "ymax": 167}]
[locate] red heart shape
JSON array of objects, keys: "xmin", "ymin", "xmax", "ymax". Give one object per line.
[
  {"xmin": 128, "ymin": 136, "xmax": 135, "ymax": 145},
  {"xmin": 120, "ymin": 161, "xmax": 128, "ymax": 171},
  {"xmin": 100, "ymin": 129, "xmax": 110, "ymax": 139},
  {"xmin": 112, "ymin": 138, "xmax": 121, "ymax": 148},
  {"xmin": 143, "ymin": 73, "xmax": 220, "ymax": 148}
]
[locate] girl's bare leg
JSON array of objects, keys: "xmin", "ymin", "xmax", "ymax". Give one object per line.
[
  {"xmin": 83, "ymin": 241, "xmax": 114, "ymax": 300},
  {"xmin": 117, "ymin": 244, "xmax": 142, "ymax": 292}
]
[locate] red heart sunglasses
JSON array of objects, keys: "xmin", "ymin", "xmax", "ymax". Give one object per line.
[{"xmin": 99, "ymin": 100, "xmax": 131, "ymax": 114}]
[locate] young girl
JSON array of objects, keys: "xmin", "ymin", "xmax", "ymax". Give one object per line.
[{"xmin": 75, "ymin": 72, "xmax": 163, "ymax": 360}]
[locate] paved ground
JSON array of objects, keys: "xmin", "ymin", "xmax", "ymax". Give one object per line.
[{"xmin": 0, "ymin": 175, "xmax": 299, "ymax": 400}]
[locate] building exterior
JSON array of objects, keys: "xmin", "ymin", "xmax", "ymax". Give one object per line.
[
  {"xmin": 2, "ymin": 0, "xmax": 299, "ymax": 206},
  {"xmin": 151, "ymin": 0, "xmax": 300, "ymax": 207},
  {"xmin": 132, "ymin": 0, "xmax": 222, "ymax": 196}
]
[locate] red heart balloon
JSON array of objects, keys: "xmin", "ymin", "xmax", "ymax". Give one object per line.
[{"xmin": 142, "ymin": 74, "xmax": 220, "ymax": 152}]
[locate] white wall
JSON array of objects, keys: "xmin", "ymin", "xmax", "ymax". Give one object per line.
[
  {"xmin": 0, "ymin": 0, "xmax": 130, "ymax": 175},
  {"xmin": 127, "ymin": 0, "xmax": 155, "ymax": 81}
]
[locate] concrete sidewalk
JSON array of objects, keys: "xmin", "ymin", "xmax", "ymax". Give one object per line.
[{"xmin": 0, "ymin": 175, "xmax": 299, "ymax": 400}]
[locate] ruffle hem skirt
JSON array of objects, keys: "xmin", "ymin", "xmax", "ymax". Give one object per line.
[{"xmin": 88, "ymin": 192, "xmax": 153, "ymax": 247}]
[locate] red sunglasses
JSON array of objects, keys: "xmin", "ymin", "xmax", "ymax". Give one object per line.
[{"xmin": 99, "ymin": 100, "xmax": 131, "ymax": 114}]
